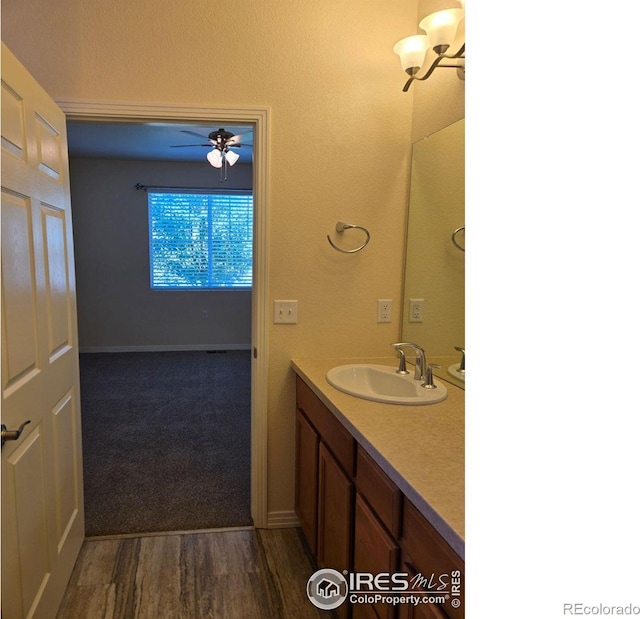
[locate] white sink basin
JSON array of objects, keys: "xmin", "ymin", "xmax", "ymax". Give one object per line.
[{"xmin": 326, "ymin": 364, "xmax": 447, "ymax": 405}]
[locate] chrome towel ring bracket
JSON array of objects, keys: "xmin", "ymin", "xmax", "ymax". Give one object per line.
[
  {"xmin": 327, "ymin": 222, "xmax": 371, "ymax": 254},
  {"xmin": 451, "ymin": 226, "xmax": 465, "ymax": 252}
]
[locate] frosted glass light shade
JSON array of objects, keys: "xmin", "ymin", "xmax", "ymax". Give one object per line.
[
  {"xmin": 225, "ymin": 149, "xmax": 240, "ymax": 166},
  {"xmin": 207, "ymin": 149, "xmax": 223, "ymax": 168},
  {"xmin": 393, "ymin": 35, "xmax": 430, "ymax": 74},
  {"xmin": 419, "ymin": 9, "xmax": 464, "ymax": 51}
]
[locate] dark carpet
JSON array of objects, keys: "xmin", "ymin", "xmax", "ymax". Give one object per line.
[{"xmin": 79, "ymin": 350, "xmax": 252, "ymax": 537}]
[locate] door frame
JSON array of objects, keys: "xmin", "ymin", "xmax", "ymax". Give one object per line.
[{"xmin": 57, "ymin": 99, "xmax": 270, "ymax": 528}]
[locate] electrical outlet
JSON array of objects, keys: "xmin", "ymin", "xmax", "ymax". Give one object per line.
[
  {"xmin": 273, "ymin": 300, "xmax": 298, "ymax": 324},
  {"xmin": 202, "ymin": 309, "xmax": 209, "ymax": 320},
  {"xmin": 377, "ymin": 299, "xmax": 392, "ymax": 323},
  {"xmin": 409, "ymin": 298, "xmax": 424, "ymax": 323}
]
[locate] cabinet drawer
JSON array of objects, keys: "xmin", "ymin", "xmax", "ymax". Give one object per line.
[
  {"xmin": 401, "ymin": 500, "xmax": 464, "ymax": 619},
  {"xmin": 356, "ymin": 446, "xmax": 402, "ymax": 539},
  {"xmin": 296, "ymin": 376, "xmax": 356, "ymax": 476}
]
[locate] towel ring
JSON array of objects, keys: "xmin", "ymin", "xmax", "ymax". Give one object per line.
[
  {"xmin": 451, "ymin": 226, "xmax": 465, "ymax": 252},
  {"xmin": 327, "ymin": 222, "xmax": 371, "ymax": 254}
]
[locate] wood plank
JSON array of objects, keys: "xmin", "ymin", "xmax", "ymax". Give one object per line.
[
  {"xmin": 56, "ymin": 584, "xmax": 117, "ymax": 619},
  {"xmin": 258, "ymin": 528, "xmax": 330, "ymax": 619},
  {"xmin": 133, "ymin": 536, "xmax": 183, "ymax": 619},
  {"xmin": 179, "ymin": 530, "xmax": 279, "ymax": 618},
  {"xmin": 56, "ymin": 528, "xmax": 334, "ymax": 619}
]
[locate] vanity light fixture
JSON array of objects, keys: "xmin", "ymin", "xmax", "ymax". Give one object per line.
[{"xmin": 393, "ymin": 7, "xmax": 465, "ymax": 92}]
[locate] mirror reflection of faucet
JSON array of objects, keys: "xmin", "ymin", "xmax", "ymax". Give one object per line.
[{"xmin": 448, "ymin": 346, "xmax": 465, "ymax": 381}]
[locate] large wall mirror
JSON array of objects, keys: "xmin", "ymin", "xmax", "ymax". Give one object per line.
[{"xmin": 401, "ymin": 118, "xmax": 465, "ymax": 388}]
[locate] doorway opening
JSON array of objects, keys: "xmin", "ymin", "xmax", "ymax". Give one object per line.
[{"xmin": 59, "ymin": 101, "xmax": 270, "ymax": 531}]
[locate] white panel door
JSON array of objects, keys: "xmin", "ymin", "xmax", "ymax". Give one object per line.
[{"xmin": 1, "ymin": 42, "xmax": 85, "ymax": 619}]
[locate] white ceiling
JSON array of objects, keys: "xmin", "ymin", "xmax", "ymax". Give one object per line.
[{"xmin": 66, "ymin": 121, "xmax": 254, "ymax": 164}]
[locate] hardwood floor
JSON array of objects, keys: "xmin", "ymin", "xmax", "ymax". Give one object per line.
[{"xmin": 56, "ymin": 527, "xmax": 334, "ymax": 619}]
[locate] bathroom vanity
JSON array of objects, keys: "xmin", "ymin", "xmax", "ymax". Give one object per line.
[{"xmin": 292, "ymin": 358, "xmax": 464, "ymax": 619}]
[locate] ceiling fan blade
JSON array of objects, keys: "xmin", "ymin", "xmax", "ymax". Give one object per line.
[
  {"xmin": 231, "ymin": 130, "xmax": 253, "ymax": 140},
  {"xmin": 227, "ymin": 143, "xmax": 253, "ymax": 149},
  {"xmin": 180, "ymin": 130, "xmax": 210, "ymax": 140},
  {"xmin": 170, "ymin": 143, "xmax": 211, "ymax": 148},
  {"xmin": 229, "ymin": 133, "xmax": 253, "ymax": 146}
]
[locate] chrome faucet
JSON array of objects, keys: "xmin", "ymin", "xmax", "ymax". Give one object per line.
[{"xmin": 390, "ymin": 342, "xmax": 427, "ymax": 382}]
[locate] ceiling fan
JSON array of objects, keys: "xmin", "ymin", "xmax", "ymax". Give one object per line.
[{"xmin": 171, "ymin": 128, "xmax": 253, "ymax": 181}]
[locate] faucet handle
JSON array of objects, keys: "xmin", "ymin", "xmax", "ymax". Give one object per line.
[
  {"xmin": 422, "ymin": 363, "xmax": 441, "ymax": 389},
  {"xmin": 454, "ymin": 346, "xmax": 465, "ymax": 372},
  {"xmin": 391, "ymin": 343, "xmax": 411, "ymax": 375}
]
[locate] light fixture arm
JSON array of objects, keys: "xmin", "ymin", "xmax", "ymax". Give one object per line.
[{"xmin": 402, "ymin": 43, "xmax": 465, "ymax": 92}]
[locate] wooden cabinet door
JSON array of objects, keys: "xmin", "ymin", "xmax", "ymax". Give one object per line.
[
  {"xmin": 317, "ymin": 442, "xmax": 353, "ymax": 571},
  {"xmin": 353, "ymin": 600, "xmax": 382, "ymax": 619},
  {"xmin": 295, "ymin": 409, "xmax": 319, "ymax": 554},
  {"xmin": 317, "ymin": 442, "xmax": 354, "ymax": 619},
  {"xmin": 401, "ymin": 500, "xmax": 464, "ymax": 619},
  {"xmin": 353, "ymin": 493, "xmax": 399, "ymax": 619},
  {"xmin": 397, "ymin": 552, "xmax": 450, "ymax": 619},
  {"xmin": 397, "ymin": 597, "xmax": 449, "ymax": 619}
]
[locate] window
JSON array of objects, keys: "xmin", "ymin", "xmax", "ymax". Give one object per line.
[{"xmin": 148, "ymin": 191, "xmax": 253, "ymax": 289}]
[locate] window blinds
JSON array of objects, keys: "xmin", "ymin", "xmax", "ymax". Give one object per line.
[{"xmin": 148, "ymin": 191, "xmax": 253, "ymax": 289}]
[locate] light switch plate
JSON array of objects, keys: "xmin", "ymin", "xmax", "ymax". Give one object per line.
[{"xmin": 273, "ymin": 300, "xmax": 298, "ymax": 324}]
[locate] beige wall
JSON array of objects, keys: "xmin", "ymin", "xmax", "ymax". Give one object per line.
[
  {"xmin": 70, "ymin": 157, "xmax": 253, "ymax": 351},
  {"xmin": 2, "ymin": 0, "xmax": 464, "ymax": 520}
]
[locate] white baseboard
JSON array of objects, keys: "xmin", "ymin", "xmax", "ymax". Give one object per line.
[
  {"xmin": 266, "ymin": 510, "xmax": 300, "ymax": 529},
  {"xmin": 79, "ymin": 344, "xmax": 251, "ymax": 353}
]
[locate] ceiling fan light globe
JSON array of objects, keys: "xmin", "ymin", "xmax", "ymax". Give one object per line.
[
  {"xmin": 207, "ymin": 149, "xmax": 223, "ymax": 168},
  {"xmin": 225, "ymin": 150, "xmax": 240, "ymax": 166}
]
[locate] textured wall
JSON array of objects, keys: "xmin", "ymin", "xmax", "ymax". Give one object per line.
[
  {"xmin": 2, "ymin": 0, "xmax": 464, "ymax": 519},
  {"xmin": 69, "ymin": 157, "xmax": 253, "ymax": 350}
]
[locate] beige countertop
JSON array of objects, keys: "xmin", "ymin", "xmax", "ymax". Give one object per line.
[{"xmin": 291, "ymin": 357, "xmax": 465, "ymax": 559}]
